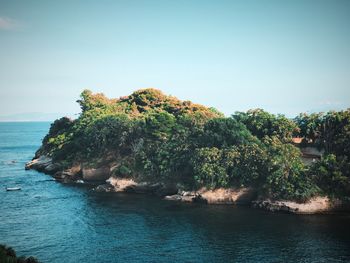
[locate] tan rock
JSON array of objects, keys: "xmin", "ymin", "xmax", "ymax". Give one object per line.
[
  {"xmin": 253, "ymin": 196, "xmax": 350, "ymax": 214},
  {"xmin": 270, "ymin": 197, "xmax": 332, "ymax": 214},
  {"xmin": 82, "ymin": 167, "xmax": 110, "ymax": 181},
  {"xmin": 106, "ymin": 177, "xmax": 137, "ymax": 191},
  {"xmin": 165, "ymin": 187, "xmax": 256, "ymax": 205},
  {"xmin": 25, "ymin": 156, "xmax": 52, "ymax": 170},
  {"xmin": 198, "ymin": 187, "xmax": 256, "ymax": 205}
]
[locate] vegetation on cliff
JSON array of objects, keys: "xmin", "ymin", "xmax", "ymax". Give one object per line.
[
  {"xmin": 0, "ymin": 244, "xmax": 39, "ymax": 263},
  {"xmin": 35, "ymin": 89, "xmax": 350, "ymax": 202},
  {"xmin": 295, "ymin": 111, "xmax": 350, "ymax": 198}
]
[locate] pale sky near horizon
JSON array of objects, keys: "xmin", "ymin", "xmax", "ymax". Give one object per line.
[{"xmin": 0, "ymin": 0, "xmax": 349, "ymax": 119}]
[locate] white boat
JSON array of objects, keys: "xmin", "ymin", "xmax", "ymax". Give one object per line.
[{"xmin": 6, "ymin": 187, "xmax": 21, "ymax": 191}]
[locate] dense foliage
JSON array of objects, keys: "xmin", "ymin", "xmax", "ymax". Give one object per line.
[
  {"xmin": 0, "ymin": 244, "xmax": 38, "ymax": 263},
  {"xmin": 295, "ymin": 110, "xmax": 350, "ymax": 198},
  {"xmin": 37, "ymin": 89, "xmax": 350, "ymax": 201},
  {"xmin": 233, "ymin": 109, "xmax": 298, "ymax": 142}
]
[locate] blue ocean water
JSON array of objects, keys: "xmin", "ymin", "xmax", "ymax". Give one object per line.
[{"xmin": 0, "ymin": 122, "xmax": 350, "ymax": 263}]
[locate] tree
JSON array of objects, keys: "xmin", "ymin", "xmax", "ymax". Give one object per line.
[
  {"xmin": 199, "ymin": 117, "xmax": 257, "ymax": 148},
  {"xmin": 192, "ymin": 147, "xmax": 228, "ymax": 189},
  {"xmin": 35, "ymin": 89, "xmax": 350, "ymax": 202},
  {"xmin": 310, "ymin": 154, "xmax": 350, "ymax": 197},
  {"xmin": 295, "ymin": 109, "xmax": 350, "ymax": 156},
  {"xmin": 144, "ymin": 112, "xmax": 176, "ymax": 140},
  {"xmin": 233, "ymin": 109, "xmax": 298, "ymax": 142},
  {"xmin": 262, "ymin": 136, "xmax": 318, "ymax": 201}
]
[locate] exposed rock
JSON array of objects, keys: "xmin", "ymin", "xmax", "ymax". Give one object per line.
[
  {"xmin": 82, "ymin": 167, "xmax": 110, "ymax": 181},
  {"xmin": 61, "ymin": 170, "xmax": 76, "ymax": 178},
  {"xmin": 192, "ymin": 194, "xmax": 208, "ymax": 204},
  {"xmin": 25, "ymin": 156, "xmax": 51, "ymax": 170},
  {"xmin": 94, "ymin": 184, "xmax": 114, "ymax": 192},
  {"xmin": 124, "ymin": 182, "xmax": 161, "ymax": 194},
  {"xmin": 128, "ymin": 182, "xmax": 178, "ymax": 196},
  {"xmin": 26, "ymin": 156, "xmax": 82, "ymax": 183},
  {"xmin": 107, "ymin": 177, "xmax": 137, "ymax": 192},
  {"xmin": 26, "ymin": 156, "xmax": 350, "ymax": 215},
  {"xmin": 252, "ymin": 197, "xmax": 350, "ymax": 214},
  {"xmin": 53, "ymin": 170, "xmax": 74, "ymax": 181},
  {"xmin": 53, "ymin": 171, "xmax": 66, "ymax": 180},
  {"xmin": 164, "ymin": 187, "xmax": 256, "ymax": 205},
  {"xmin": 62, "ymin": 176, "xmax": 75, "ymax": 184},
  {"xmin": 67, "ymin": 164, "xmax": 82, "ymax": 176},
  {"xmin": 43, "ymin": 163, "xmax": 60, "ymax": 173},
  {"xmin": 301, "ymin": 146, "xmax": 324, "ymax": 157},
  {"xmin": 300, "ymin": 146, "xmax": 324, "ymax": 165},
  {"xmin": 198, "ymin": 187, "xmax": 256, "ymax": 205},
  {"xmin": 106, "ymin": 177, "xmax": 178, "ymax": 196},
  {"xmin": 181, "ymin": 191, "xmax": 193, "ymax": 197},
  {"xmin": 164, "ymin": 194, "xmax": 183, "ymax": 201},
  {"xmin": 164, "ymin": 193, "xmax": 198, "ymax": 202},
  {"xmin": 51, "ymin": 163, "xmax": 82, "ymax": 182},
  {"xmin": 155, "ymin": 184, "xmax": 178, "ymax": 196},
  {"xmin": 252, "ymin": 200, "xmax": 298, "ymax": 213},
  {"xmin": 25, "ymin": 156, "xmax": 61, "ymax": 174}
]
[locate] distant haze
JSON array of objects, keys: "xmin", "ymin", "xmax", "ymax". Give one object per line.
[
  {"xmin": 0, "ymin": 112, "xmax": 77, "ymax": 122},
  {"xmin": 0, "ymin": 0, "xmax": 349, "ymax": 120}
]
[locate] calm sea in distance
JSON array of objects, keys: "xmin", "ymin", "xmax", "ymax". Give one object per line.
[{"xmin": 1, "ymin": 122, "xmax": 350, "ymax": 263}]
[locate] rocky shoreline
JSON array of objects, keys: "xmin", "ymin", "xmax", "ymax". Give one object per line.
[
  {"xmin": 252, "ymin": 197, "xmax": 350, "ymax": 214},
  {"xmin": 25, "ymin": 156, "xmax": 350, "ymax": 214}
]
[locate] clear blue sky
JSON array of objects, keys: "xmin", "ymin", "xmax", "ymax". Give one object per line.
[{"xmin": 0, "ymin": 0, "xmax": 349, "ymax": 119}]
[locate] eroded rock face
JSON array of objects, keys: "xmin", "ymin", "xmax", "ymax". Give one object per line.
[
  {"xmin": 164, "ymin": 187, "xmax": 256, "ymax": 205},
  {"xmin": 82, "ymin": 167, "xmax": 110, "ymax": 181},
  {"xmin": 164, "ymin": 194, "xmax": 184, "ymax": 201},
  {"xmin": 43, "ymin": 163, "xmax": 82, "ymax": 183},
  {"xmin": 94, "ymin": 184, "xmax": 114, "ymax": 192},
  {"xmin": 198, "ymin": 187, "xmax": 256, "ymax": 205},
  {"xmin": 26, "ymin": 155, "xmax": 84, "ymax": 183},
  {"xmin": 155, "ymin": 184, "xmax": 178, "ymax": 196},
  {"xmin": 105, "ymin": 177, "xmax": 179, "ymax": 196},
  {"xmin": 124, "ymin": 182, "xmax": 161, "ymax": 194},
  {"xmin": 25, "ymin": 157, "xmax": 350, "ymax": 214},
  {"xmin": 164, "ymin": 193, "xmax": 199, "ymax": 202},
  {"xmin": 252, "ymin": 197, "xmax": 350, "ymax": 214},
  {"xmin": 25, "ymin": 156, "xmax": 60, "ymax": 174},
  {"xmin": 106, "ymin": 177, "xmax": 137, "ymax": 191}
]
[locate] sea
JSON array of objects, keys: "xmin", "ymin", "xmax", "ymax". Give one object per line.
[{"xmin": 0, "ymin": 122, "xmax": 350, "ymax": 263}]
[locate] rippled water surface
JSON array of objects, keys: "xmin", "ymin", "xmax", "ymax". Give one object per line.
[{"xmin": 1, "ymin": 122, "xmax": 350, "ymax": 263}]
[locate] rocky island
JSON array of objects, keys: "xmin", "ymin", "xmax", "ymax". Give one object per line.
[{"xmin": 26, "ymin": 89, "xmax": 350, "ymax": 214}]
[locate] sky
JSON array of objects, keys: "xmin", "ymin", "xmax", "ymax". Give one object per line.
[{"xmin": 0, "ymin": 0, "xmax": 349, "ymax": 120}]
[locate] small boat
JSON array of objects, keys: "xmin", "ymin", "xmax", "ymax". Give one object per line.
[{"xmin": 6, "ymin": 187, "xmax": 21, "ymax": 191}]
